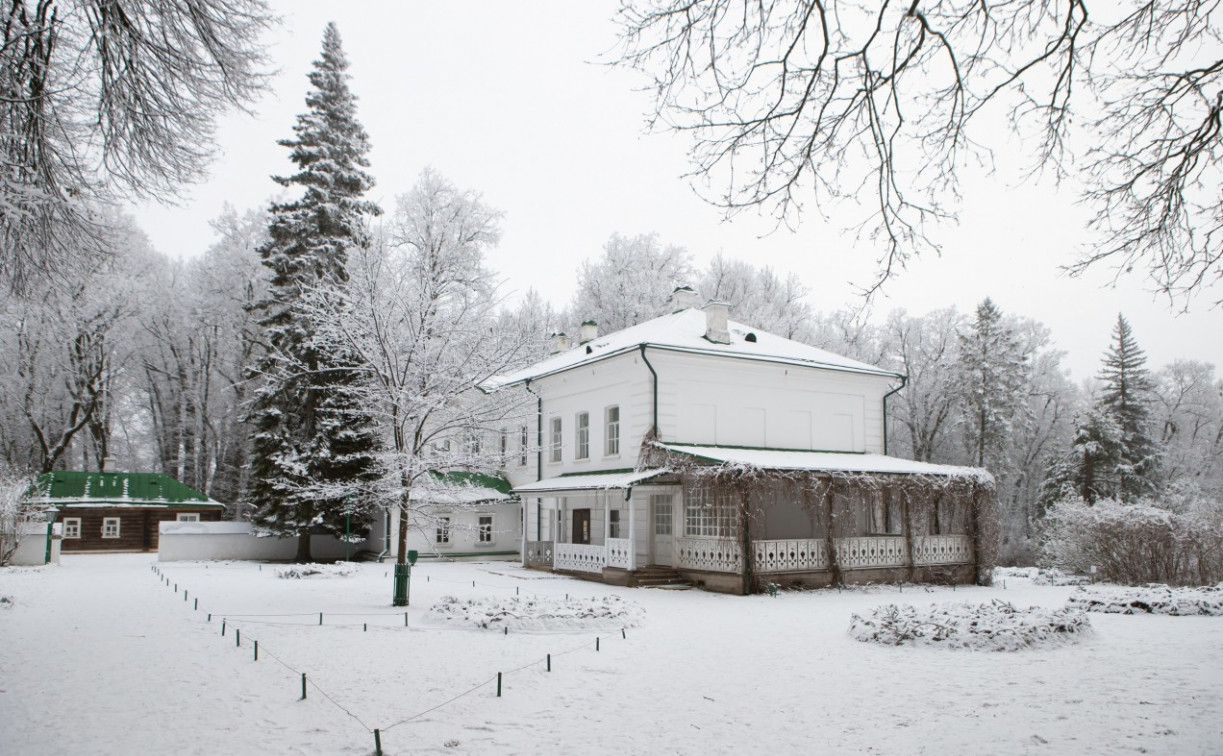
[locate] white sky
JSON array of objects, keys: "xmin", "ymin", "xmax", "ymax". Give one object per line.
[{"xmin": 133, "ymin": 0, "xmax": 1222, "ymax": 381}]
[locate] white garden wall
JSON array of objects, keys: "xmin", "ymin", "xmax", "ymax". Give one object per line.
[
  {"xmin": 6, "ymin": 523, "xmax": 60, "ymax": 566},
  {"xmin": 158, "ymin": 522, "xmax": 357, "ymax": 562}
]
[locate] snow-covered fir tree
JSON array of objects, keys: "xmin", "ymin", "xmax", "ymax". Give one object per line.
[
  {"xmin": 1096, "ymin": 314, "xmax": 1162, "ymax": 500},
  {"xmin": 956, "ymin": 298, "xmax": 1029, "ymax": 471},
  {"xmin": 245, "ymin": 23, "xmax": 382, "ymax": 561}
]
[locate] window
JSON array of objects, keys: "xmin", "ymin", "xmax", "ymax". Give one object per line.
[
  {"xmin": 466, "ymin": 430, "xmax": 481, "ymax": 456},
  {"xmin": 436, "ymin": 516, "xmax": 451, "ymax": 544},
  {"xmin": 63, "ymin": 518, "xmax": 81, "ymax": 539},
  {"xmin": 549, "ymin": 417, "xmax": 562, "ymax": 463},
  {"xmin": 652, "ymin": 495, "xmax": 673, "ymax": 536},
  {"xmin": 102, "ymin": 517, "xmax": 121, "ymax": 539},
  {"xmin": 176, "ymin": 513, "xmax": 200, "ymax": 522},
  {"xmin": 605, "ymin": 405, "xmax": 620, "ymax": 456},
  {"xmin": 499, "ymin": 428, "xmax": 508, "ymax": 461},
  {"xmin": 609, "ymin": 509, "xmax": 621, "ymax": 538},
  {"xmin": 684, "ymin": 488, "xmax": 736, "ymax": 538},
  {"xmin": 518, "ymin": 425, "xmax": 529, "ymax": 466},
  {"xmin": 575, "ymin": 412, "xmax": 589, "ymax": 460},
  {"xmin": 478, "ymin": 515, "xmax": 494, "ymax": 543}
]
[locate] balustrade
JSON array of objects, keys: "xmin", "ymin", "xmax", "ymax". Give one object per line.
[
  {"xmin": 753, "ymin": 539, "xmax": 829, "ymax": 573},
  {"xmin": 676, "ymin": 538, "xmax": 742, "ymax": 573},
  {"xmin": 606, "ymin": 537, "xmax": 634, "ymax": 570},
  {"xmin": 912, "ymin": 535, "xmax": 973, "ymax": 566},
  {"xmin": 524, "ymin": 540, "xmax": 553, "ymax": 567},
  {"xmin": 835, "ymin": 536, "xmax": 908, "ymax": 569},
  {"xmin": 554, "ymin": 543, "xmax": 606, "ymax": 574}
]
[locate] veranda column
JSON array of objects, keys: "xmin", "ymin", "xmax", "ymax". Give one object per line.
[{"xmin": 627, "ymin": 489, "xmax": 636, "ymax": 571}]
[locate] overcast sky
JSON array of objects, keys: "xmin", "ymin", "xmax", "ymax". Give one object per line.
[{"xmin": 133, "ymin": 0, "xmax": 1222, "ymax": 382}]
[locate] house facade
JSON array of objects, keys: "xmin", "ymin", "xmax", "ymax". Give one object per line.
[
  {"xmin": 487, "ymin": 290, "xmax": 996, "ymax": 594},
  {"xmin": 29, "ymin": 470, "xmax": 225, "ymax": 553}
]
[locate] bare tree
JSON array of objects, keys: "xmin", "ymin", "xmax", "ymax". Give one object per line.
[
  {"xmin": 0, "ymin": 0, "xmax": 273, "ymax": 292},
  {"xmin": 615, "ymin": 1, "xmax": 1223, "ymax": 304}
]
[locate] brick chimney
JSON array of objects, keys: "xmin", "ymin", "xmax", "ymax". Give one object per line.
[
  {"xmin": 671, "ymin": 285, "xmax": 700, "ymax": 312},
  {"xmin": 579, "ymin": 320, "xmax": 598, "ymax": 344},
  {"xmin": 703, "ymin": 301, "xmax": 731, "ymax": 344}
]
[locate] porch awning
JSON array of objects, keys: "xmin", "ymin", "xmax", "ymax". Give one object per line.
[
  {"xmin": 513, "ymin": 469, "xmax": 670, "ymax": 494},
  {"xmin": 655, "ymin": 443, "xmax": 992, "ymax": 481}
]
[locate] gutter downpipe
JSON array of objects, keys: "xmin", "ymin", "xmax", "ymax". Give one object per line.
[
  {"xmin": 639, "ymin": 345, "xmax": 659, "ymax": 438},
  {"xmin": 524, "ymin": 378, "xmax": 544, "ymax": 558},
  {"xmin": 882, "ymin": 375, "xmax": 908, "ymax": 456}
]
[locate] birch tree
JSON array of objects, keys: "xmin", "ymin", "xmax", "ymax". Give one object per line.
[{"xmin": 306, "ymin": 169, "xmax": 534, "ymax": 568}]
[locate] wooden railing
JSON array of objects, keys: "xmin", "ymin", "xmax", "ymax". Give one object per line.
[
  {"xmin": 606, "ymin": 537, "xmax": 634, "ymax": 570},
  {"xmin": 524, "ymin": 540, "xmax": 553, "ymax": 567},
  {"xmin": 912, "ymin": 535, "xmax": 973, "ymax": 566},
  {"xmin": 554, "ymin": 543, "xmax": 605, "ymax": 574},
  {"xmin": 836, "ymin": 536, "xmax": 908, "ymax": 569},
  {"xmin": 676, "ymin": 538, "xmax": 742, "ymax": 573},
  {"xmin": 754, "ymin": 539, "xmax": 829, "ymax": 573}
]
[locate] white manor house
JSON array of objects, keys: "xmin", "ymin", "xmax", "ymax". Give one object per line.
[{"xmin": 480, "ymin": 288, "xmax": 997, "ymax": 594}]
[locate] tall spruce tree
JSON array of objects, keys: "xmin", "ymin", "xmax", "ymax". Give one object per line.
[
  {"xmin": 956, "ymin": 298, "xmax": 1029, "ymax": 471},
  {"xmin": 1096, "ymin": 314, "xmax": 1162, "ymax": 501},
  {"xmin": 246, "ymin": 23, "xmax": 382, "ymax": 561}
]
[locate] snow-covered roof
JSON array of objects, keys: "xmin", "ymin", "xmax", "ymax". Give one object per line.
[
  {"xmin": 513, "ymin": 469, "xmax": 670, "ymax": 494},
  {"xmin": 657, "ymin": 443, "xmax": 993, "ymax": 481},
  {"xmin": 412, "ymin": 471, "xmax": 514, "ymax": 506},
  {"xmin": 485, "ymin": 308, "xmax": 900, "ymax": 389},
  {"xmin": 27, "ymin": 471, "xmax": 224, "ymax": 508}
]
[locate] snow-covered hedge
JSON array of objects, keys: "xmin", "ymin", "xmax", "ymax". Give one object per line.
[
  {"xmin": 1066, "ymin": 584, "xmax": 1223, "ymax": 616},
  {"xmin": 848, "ymin": 600, "xmax": 1092, "ymax": 651},
  {"xmin": 1041, "ymin": 497, "xmax": 1223, "ymax": 586},
  {"xmin": 993, "ymin": 566, "xmax": 1091, "ymax": 586},
  {"xmin": 424, "ymin": 594, "xmax": 644, "ymax": 632},
  {"xmin": 274, "ymin": 563, "xmax": 360, "ymax": 579}
]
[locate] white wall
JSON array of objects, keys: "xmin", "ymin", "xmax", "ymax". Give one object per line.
[
  {"xmin": 6, "ymin": 523, "xmax": 59, "ymax": 566},
  {"xmin": 157, "ymin": 522, "xmax": 356, "ymax": 562},
  {"xmin": 371, "ymin": 501, "xmax": 523, "ymax": 562},
  {"xmin": 650, "ymin": 350, "xmax": 893, "ymax": 453}
]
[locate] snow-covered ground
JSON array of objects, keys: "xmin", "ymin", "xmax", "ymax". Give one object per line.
[{"xmin": 2, "ymin": 555, "xmax": 1221, "ymax": 755}]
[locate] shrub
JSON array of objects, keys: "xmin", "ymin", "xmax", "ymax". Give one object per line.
[
  {"xmin": 1066, "ymin": 584, "xmax": 1223, "ymax": 616},
  {"xmin": 1040, "ymin": 497, "xmax": 1223, "ymax": 586},
  {"xmin": 848, "ymin": 600, "xmax": 1092, "ymax": 651}
]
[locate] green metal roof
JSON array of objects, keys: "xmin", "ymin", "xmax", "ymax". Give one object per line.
[
  {"xmin": 28, "ymin": 471, "xmax": 222, "ymax": 508},
  {"xmin": 427, "ymin": 470, "xmax": 514, "ymax": 496}
]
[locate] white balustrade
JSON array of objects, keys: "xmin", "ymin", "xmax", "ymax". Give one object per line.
[
  {"xmin": 554, "ymin": 543, "xmax": 606, "ymax": 574},
  {"xmin": 676, "ymin": 538, "xmax": 742, "ymax": 573},
  {"xmin": 836, "ymin": 536, "xmax": 908, "ymax": 569},
  {"xmin": 524, "ymin": 540, "xmax": 553, "ymax": 567},
  {"xmin": 606, "ymin": 537, "xmax": 634, "ymax": 570},
  {"xmin": 753, "ymin": 539, "xmax": 829, "ymax": 573},
  {"xmin": 912, "ymin": 535, "xmax": 973, "ymax": 566}
]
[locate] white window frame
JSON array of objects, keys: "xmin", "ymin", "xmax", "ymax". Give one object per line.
[
  {"xmin": 575, "ymin": 412, "xmax": 590, "ymax": 460},
  {"xmin": 101, "ymin": 517, "xmax": 121, "ymax": 539},
  {"xmin": 549, "ymin": 416, "xmax": 562, "ymax": 463},
  {"xmin": 518, "ymin": 425, "xmax": 529, "ymax": 467},
  {"xmin": 63, "ymin": 517, "xmax": 81, "ymax": 539},
  {"xmin": 651, "ymin": 494, "xmax": 673, "ymax": 536},
  {"xmin": 684, "ymin": 487, "xmax": 736, "ymax": 538},
  {"xmin": 605, "ymin": 405, "xmax": 620, "ymax": 457},
  {"xmin": 176, "ymin": 513, "xmax": 200, "ymax": 522},
  {"xmin": 477, "ymin": 515, "xmax": 494, "ymax": 544},
  {"xmin": 436, "ymin": 516, "xmax": 451, "ymax": 544}
]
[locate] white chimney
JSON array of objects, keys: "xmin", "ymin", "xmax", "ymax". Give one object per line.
[
  {"xmin": 579, "ymin": 320, "xmax": 598, "ymax": 344},
  {"xmin": 101, "ymin": 457, "xmax": 117, "ymax": 473},
  {"xmin": 549, "ymin": 332, "xmax": 571, "ymax": 354},
  {"xmin": 703, "ymin": 301, "xmax": 731, "ymax": 344},
  {"xmin": 671, "ymin": 285, "xmax": 700, "ymax": 312}
]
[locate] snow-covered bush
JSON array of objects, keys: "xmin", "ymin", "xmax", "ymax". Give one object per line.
[
  {"xmin": 993, "ymin": 566, "xmax": 1090, "ymax": 586},
  {"xmin": 0, "ymin": 472, "xmax": 40, "ymax": 567},
  {"xmin": 424, "ymin": 594, "xmax": 644, "ymax": 632},
  {"xmin": 1066, "ymin": 584, "xmax": 1223, "ymax": 616},
  {"xmin": 848, "ymin": 600, "xmax": 1092, "ymax": 651},
  {"xmin": 274, "ymin": 563, "xmax": 360, "ymax": 579},
  {"xmin": 1040, "ymin": 497, "xmax": 1223, "ymax": 586}
]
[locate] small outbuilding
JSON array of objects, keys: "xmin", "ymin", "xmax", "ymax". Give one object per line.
[{"xmin": 28, "ymin": 471, "xmax": 225, "ymax": 553}]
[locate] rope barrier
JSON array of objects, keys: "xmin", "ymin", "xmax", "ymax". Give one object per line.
[{"xmin": 154, "ymin": 567, "xmax": 633, "ymax": 754}]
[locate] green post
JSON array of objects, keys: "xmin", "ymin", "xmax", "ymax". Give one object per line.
[
  {"xmin": 374, "ymin": 729, "xmax": 383, "ymax": 756},
  {"xmin": 393, "ymin": 563, "xmax": 410, "ymax": 607}
]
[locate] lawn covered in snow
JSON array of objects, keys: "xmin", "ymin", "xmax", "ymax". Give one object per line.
[{"xmin": 2, "ymin": 555, "xmax": 1221, "ymax": 755}]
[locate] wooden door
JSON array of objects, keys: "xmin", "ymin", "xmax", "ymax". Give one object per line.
[{"xmin": 572, "ymin": 508, "xmax": 591, "ymax": 545}]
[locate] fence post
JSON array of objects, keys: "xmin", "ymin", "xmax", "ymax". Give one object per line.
[
  {"xmin": 374, "ymin": 729, "xmax": 383, "ymax": 756},
  {"xmin": 497, "ymin": 672, "xmax": 502, "ymax": 697},
  {"xmin": 301, "ymin": 673, "xmax": 307, "ymax": 700}
]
